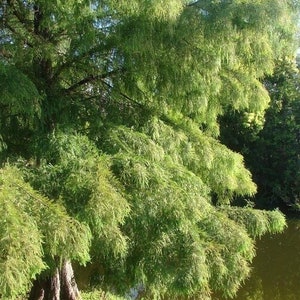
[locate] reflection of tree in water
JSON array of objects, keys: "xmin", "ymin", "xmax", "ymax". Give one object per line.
[{"xmin": 233, "ymin": 219, "xmax": 300, "ymax": 300}]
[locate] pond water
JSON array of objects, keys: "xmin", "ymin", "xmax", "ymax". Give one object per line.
[
  {"xmin": 228, "ymin": 218, "xmax": 300, "ymax": 300},
  {"xmin": 77, "ymin": 219, "xmax": 300, "ymax": 300}
]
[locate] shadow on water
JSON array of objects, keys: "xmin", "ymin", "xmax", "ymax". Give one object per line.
[{"xmin": 228, "ymin": 218, "xmax": 300, "ymax": 300}]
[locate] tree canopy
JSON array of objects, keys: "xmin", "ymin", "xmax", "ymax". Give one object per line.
[{"xmin": 0, "ymin": 0, "xmax": 298, "ymax": 299}]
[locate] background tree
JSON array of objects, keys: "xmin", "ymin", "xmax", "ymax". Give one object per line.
[
  {"xmin": 258, "ymin": 59, "xmax": 300, "ymax": 209},
  {"xmin": 220, "ymin": 58, "xmax": 300, "ymax": 210},
  {"xmin": 0, "ymin": 0, "xmax": 298, "ymax": 299}
]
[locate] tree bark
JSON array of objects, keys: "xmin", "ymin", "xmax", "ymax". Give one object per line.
[
  {"xmin": 60, "ymin": 260, "xmax": 81, "ymax": 300},
  {"xmin": 29, "ymin": 261, "xmax": 81, "ymax": 300},
  {"xmin": 51, "ymin": 268, "xmax": 60, "ymax": 300}
]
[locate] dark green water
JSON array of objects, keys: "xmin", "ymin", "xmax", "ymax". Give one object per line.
[{"xmin": 230, "ymin": 218, "xmax": 300, "ymax": 300}]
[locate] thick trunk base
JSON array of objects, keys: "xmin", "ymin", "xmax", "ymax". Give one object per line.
[{"xmin": 29, "ymin": 261, "xmax": 81, "ymax": 300}]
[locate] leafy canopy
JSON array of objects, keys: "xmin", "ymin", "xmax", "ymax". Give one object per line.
[{"xmin": 0, "ymin": 0, "xmax": 298, "ymax": 299}]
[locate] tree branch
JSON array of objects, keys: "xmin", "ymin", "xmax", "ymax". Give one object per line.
[
  {"xmin": 65, "ymin": 69, "xmax": 123, "ymax": 93},
  {"xmin": 100, "ymin": 79, "xmax": 145, "ymax": 108},
  {"xmin": 187, "ymin": 1, "xmax": 202, "ymax": 7}
]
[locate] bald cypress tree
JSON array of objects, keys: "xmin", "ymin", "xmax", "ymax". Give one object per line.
[{"xmin": 0, "ymin": 1, "xmax": 298, "ymax": 299}]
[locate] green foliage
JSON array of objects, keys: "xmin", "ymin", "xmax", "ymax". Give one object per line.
[
  {"xmin": 0, "ymin": 63, "xmax": 40, "ymax": 116},
  {"xmin": 0, "ymin": 166, "xmax": 91, "ymax": 299},
  {"xmin": 200, "ymin": 211, "xmax": 255, "ymax": 298},
  {"xmin": 0, "ymin": 168, "xmax": 45, "ymax": 299},
  {"xmin": 26, "ymin": 133, "xmax": 130, "ymax": 261},
  {"xmin": 0, "ymin": 63, "xmax": 41, "ymax": 159},
  {"xmin": 112, "ymin": 0, "xmax": 298, "ymax": 135},
  {"xmin": 107, "ymin": 116, "xmax": 256, "ymax": 205},
  {"xmin": 99, "ymin": 117, "xmax": 284, "ymax": 298},
  {"xmin": 0, "ymin": 0, "xmax": 298, "ymax": 299},
  {"xmin": 81, "ymin": 289, "xmax": 126, "ymax": 300},
  {"xmin": 221, "ymin": 206, "xmax": 287, "ymax": 238}
]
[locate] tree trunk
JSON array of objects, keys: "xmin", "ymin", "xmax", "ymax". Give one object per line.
[
  {"xmin": 51, "ymin": 268, "xmax": 60, "ymax": 300},
  {"xmin": 29, "ymin": 261, "xmax": 81, "ymax": 300},
  {"xmin": 60, "ymin": 260, "xmax": 81, "ymax": 300}
]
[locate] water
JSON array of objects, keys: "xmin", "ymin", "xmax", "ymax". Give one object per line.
[
  {"xmin": 231, "ymin": 218, "xmax": 300, "ymax": 300},
  {"xmin": 77, "ymin": 219, "xmax": 300, "ymax": 300}
]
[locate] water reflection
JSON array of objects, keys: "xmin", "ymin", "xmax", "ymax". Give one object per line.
[{"xmin": 232, "ymin": 219, "xmax": 300, "ymax": 300}]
